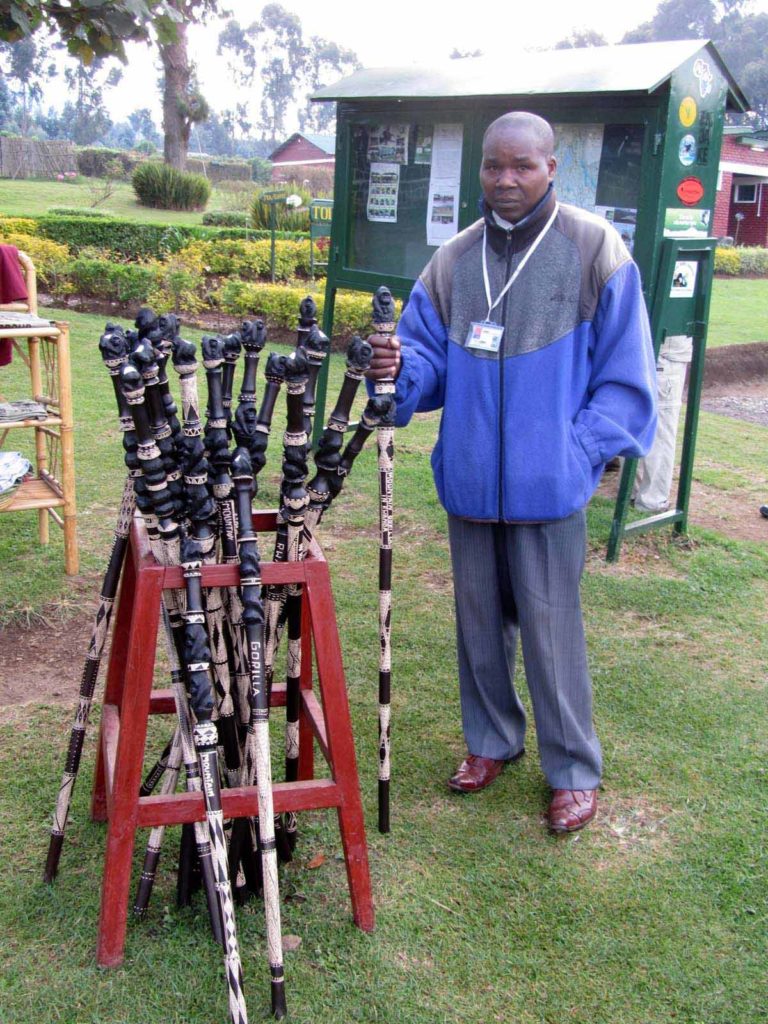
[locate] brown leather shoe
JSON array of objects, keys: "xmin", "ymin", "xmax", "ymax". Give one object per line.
[
  {"xmin": 548, "ymin": 789, "xmax": 598, "ymax": 833},
  {"xmin": 447, "ymin": 750, "xmax": 524, "ymax": 794}
]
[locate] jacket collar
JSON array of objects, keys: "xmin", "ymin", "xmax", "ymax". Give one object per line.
[{"xmin": 482, "ymin": 184, "xmax": 557, "ymax": 257}]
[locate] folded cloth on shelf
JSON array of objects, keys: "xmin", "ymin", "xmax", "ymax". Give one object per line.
[
  {"xmin": 0, "ymin": 451, "xmax": 32, "ymax": 494},
  {"xmin": 0, "ymin": 245, "xmax": 30, "ymax": 368},
  {"xmin": 0, "ymin": 400, "xmax": 48, "ymax": 422}
]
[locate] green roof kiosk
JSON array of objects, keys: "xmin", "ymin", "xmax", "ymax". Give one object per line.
[{"xmin": 312, "ymin": 39, "xmax": 748, "ymax": 559}]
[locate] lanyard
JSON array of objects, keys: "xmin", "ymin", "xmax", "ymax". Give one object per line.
[{"xmin": 482, "ymin": 203, "xmax": 559, "ymax": 320}]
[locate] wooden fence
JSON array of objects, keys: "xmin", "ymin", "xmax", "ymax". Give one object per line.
[{"xmin": 0, "ymin": 138, "xmax": 77, "ymax": 180}]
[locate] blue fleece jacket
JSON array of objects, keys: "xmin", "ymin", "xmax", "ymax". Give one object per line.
[{"xmin": 388, "ymin": 195, "xmax": 657, "ymax": 522}]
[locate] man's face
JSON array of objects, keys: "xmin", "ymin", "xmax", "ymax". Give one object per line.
[{"xmin": 480, "ymin": 124, "xmax": 556, "ymax": 223}]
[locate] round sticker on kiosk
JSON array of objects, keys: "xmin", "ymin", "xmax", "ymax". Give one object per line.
[
  {"xmin": 677, "ymin": 177, "xmax": 705, "ymax": 206},
  {"xmin": 679, "ymin": 134, "xmax": 697, "ymax": 166},
  {"xmin": 679, "ymin": 96, "xmax": 698, "ymax": 127}
]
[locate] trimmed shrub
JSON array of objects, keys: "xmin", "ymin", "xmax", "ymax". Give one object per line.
[
  {"xmin": 714, "ymin": 247, "xmax": 741, "ymax": 276},
  {"xmin": 251, "ymin": 186, "xmax": 312, "ymax": 232},
  {"xmin": 47, "ymin": 206, "xmax": 111, "ymax": 218},
  {"xmin": 0, "ymin": 216, "xmax": 39, "ymax": 235},
  {"xmin": 0, "ymin": 231, "xmax": 70, "ymax": 289},
  {"xmin": 76, "ymin": 147, "xmax": 139, "ymax": 178},
  {"xmin": 65, "ymin": 256, "xmax": 159, "ymax": 304},
  {"xmin": 185, "ymin": 157, "xmax": 252, "ymax": 182},
  {"xmin": 34, "ymin": 215, "xmax": 308, "ymax": 259},
  {"xmin": 146, "ymin": 246, "xmax": 207, "ymax": 315},
  {"xmin": 213, "ymin": 281, "xmax": 399, "ymax": 336},
  {"xmin": 133, "ymin": 162, "xmax": 211, "ymax": 211},
  {"xmin": 202, "ymin": 211, "xmax": 249, "ymax": 227},
  {"xmin": 37, "ymin": 216, "xmax": 188, "ymax": 259},
  {"xmin": 182, "ymin": 238, "xmax": 318, "ymax": 281},
  {"xmin": 737, "ymin": 246, "xmax": 768, "ymax": 277}
]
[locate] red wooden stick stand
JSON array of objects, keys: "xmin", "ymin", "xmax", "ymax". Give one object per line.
[{"xmin": 91, "ymin": 511, "xmax": 374, "ymax": 967}]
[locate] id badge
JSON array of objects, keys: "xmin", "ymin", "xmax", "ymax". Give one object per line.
[{"xmin": 466, "ymin": 320, "xmax": 504, "ymax": 353}]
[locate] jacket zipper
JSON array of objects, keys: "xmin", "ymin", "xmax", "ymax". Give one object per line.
[{"xmin": 498, "ymin": 230, "xmax": 513, "ymax": 521}]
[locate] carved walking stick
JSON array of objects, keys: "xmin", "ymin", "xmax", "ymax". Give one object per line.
[
  {"xmin": 371, "ymin": 286, "xmax": 398, "ymax": 834},
  {"xmin": 43, "ymin": 325, "xmax": 137, "ymax": 883},
  {"xmin": 233, "ymin": 446, "xmax": 287, "ymax": 1018}
]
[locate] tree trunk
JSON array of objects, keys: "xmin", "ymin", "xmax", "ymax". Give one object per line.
[{"xmin": 159, "ymin": 21, "xmax": 191, "ymax": 169}]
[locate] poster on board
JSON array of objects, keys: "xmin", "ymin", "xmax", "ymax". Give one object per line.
[
  {"xmin": 367, "ymin": 125, "xmax": 409, "ymax": 164},
  {"xmin": 595, "ymin": 205, "xmax": 637, "ymax": 253},
  {"xmin": 663, "ymin": 208, "xmax": 711, "ymax": 237},
  {"xmin": 367, "ymin": 163, "xmax": 400, "ymax": 222},
  {"xmin": 426, "ymin": 123, "xmax": 463, "ymax": 246},
  {"xmin": 670, "ymin": 260, "xmax": 698, "ymax": 298}
]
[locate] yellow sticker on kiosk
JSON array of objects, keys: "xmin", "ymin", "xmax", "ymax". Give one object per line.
[{"xmin": 679, "ymin": 96, "xmax": 698, "ymax": 127}]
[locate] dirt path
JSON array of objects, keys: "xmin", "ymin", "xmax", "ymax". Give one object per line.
[{"xmin": 2, "ymin": 346, "xmax": 766, "ymax": 708}]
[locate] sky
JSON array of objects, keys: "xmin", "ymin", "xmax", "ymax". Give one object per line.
[{"xmin": 54, "ymin": 0, "xmax": 768, "ymax": 125}]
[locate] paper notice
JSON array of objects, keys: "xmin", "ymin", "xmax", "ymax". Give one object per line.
[
  {"xmin": 427, "ymin": 123, "xmax": 463, "ymax": 246},
  {"xmin": 367, "ymin": 163, "xmax": 400, "ymax": 223}
]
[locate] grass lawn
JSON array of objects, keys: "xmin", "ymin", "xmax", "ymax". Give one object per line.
[
  {"xmin": 708, "ymin": 276, "xmax": 768, "ymax": 346},
  {"xmin": 0, "ymin": 307, "xmax": 765, "ymax": 1023},
  {"xmin": 0, "ymin": 177, "xmax": 239, "ymax": 225}
]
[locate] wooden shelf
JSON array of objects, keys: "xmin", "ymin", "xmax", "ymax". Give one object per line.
[
  {"xmin": 3, "ymin": 474, "xmax": 64, "ymax": 512},
  {"xmin": 0, "ymin": 318, "xmax": 77, "ymax": 574}
]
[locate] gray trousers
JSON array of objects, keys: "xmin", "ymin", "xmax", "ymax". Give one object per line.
[{"xmin": 447, "ymin": 510, "xmax": 602, "ymax": 790}]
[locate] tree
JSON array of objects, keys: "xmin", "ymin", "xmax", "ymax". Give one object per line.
[
  {"xmin": 218, "ymin": 7, "xmax": 360, "ymax": 145},
  {"xmin": 299, "ymin": 37, "xmax": 360, "ymax": 133},
  {"xmin": 0, "ymin": 36, "xmax": 55, "ymax": 135},
  {"xmin": 620, "ymin": 0, "xmax": 768, "ymax": 124},
  {"xmin": 554, "ymin": 29, "xmax": 608, "ymax": 49},
  {"xmin": 0, "ymin": 1, "xmax": 184, "ymax": 64},
  {"xmin": 157, "ymin": 1, "xmax": 216, "ymax": 168},
  {"xmin": 62, "ymin": 60, "xmax": 120, "ymax": 145},
  {"xmin": 0, "ymin": 0, "xmax": 217, "ymax": 164}
]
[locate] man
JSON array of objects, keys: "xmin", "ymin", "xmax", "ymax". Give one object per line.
[{"xmin": 366, "ymin": 111, "xmax": 657, "ymax": 833}]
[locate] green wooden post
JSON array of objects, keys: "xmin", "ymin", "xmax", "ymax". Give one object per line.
[{"xmin": 606, "ymin": 237, "xmax": 717, "ymax": 561}]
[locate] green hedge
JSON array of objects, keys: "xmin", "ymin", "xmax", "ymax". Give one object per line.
[
  {"xmin": 46, "ymin": 207, "xmax": 112, "ymax": 218},
  {"xmin": 714, "ymin": 245, "xmax": 768, "ymax": 277},
  {"xmin": 34, "ymin": 215, "xmax": 309, "ymax": 259},
  {"xmin": 76, "ymin": 147, "xmax": 141, "ymax": 178},
  {"xmin": 213, "ymin": 280, "xmax": 400, "ymax": 336},
  {"xmin": 202, "ymin": 211, "xmax": 249, "ymax": 227},
  {"xmin": 181, "ymin": 238, "xmax": 320, "ymax": 280},
  {"xmin": 65, "ymin": 256, "xmax": 159, "ymax": 303}
]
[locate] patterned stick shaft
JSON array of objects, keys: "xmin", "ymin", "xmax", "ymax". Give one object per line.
[
  {"xmin": 134, "ymin": 725, "xmax": 184, "ymax": 917},
  {"xmin": 132, "ymin": 338, "xmax": 185, "ymax": 520},
  {"xmin": 202, "ymin": 334, "xmax": 242, "ymax": 783},
  {"xmin": 161, "ymin": 605, "xmax": 224, "ymax": 945},
  {"xmin": 182, "ymin": 536, "xmax": 249, "ymax": 1024},
  {"xmin": 372, "ymin": 285, "xmax": 398, "ymax": 834},
  {"xmin": 233, "ymin": 447, "xmax": 287, "ymax": 1019},
  {"xmin": 304, "ymin": 336, "xmax": 373, "ymax": 538},
  {"xmin": 151, "ymin": 313, "xmax": 183, "ymax": 453},
  {"xmin": 262, "ymin": 352, "xmax": 303, "ymax": 688},
  {"xmin": 44, "ymin": 472, "xmax": 136, "ymax": 882},
  {"xmin": 43, "ymin": 323, "xmax": 137, "ymax": 883},
  {"xmin": 227, "ymin": 322, "xmax": 272, "ymax": 725},
  {"xmin": 276, "ymin": 350, "xmax": 310, "ymax": 850},
  {"xmin": 139, "ymin": 731, "xmax": 177, "ymax": 797},
  {"xmin": 123, "ymin": 350, "xmax": 223, "ymax": 944}
]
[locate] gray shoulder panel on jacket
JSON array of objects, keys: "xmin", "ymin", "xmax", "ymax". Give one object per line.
[
  {"xmin": 420, "ymin": 219, "xmax": 485, "ymax": 325},
  {"xmin": 555, "ymin": 203, "xmax": 632, "ymax": 323}
]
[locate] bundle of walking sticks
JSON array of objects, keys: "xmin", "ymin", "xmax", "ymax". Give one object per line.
[{"xmin": 43, "ymin": 293, "xmax": 396, "ymax": 1023}]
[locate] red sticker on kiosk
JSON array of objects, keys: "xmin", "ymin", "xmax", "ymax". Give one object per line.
[{"xmin": 677, "ymin": 177, "xmax": 705, "ymax": 206}]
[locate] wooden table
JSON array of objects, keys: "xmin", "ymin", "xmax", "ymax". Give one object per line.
[{"xmin": 0, "ymin": 313, "xmax": 77, "ymax": 574}]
